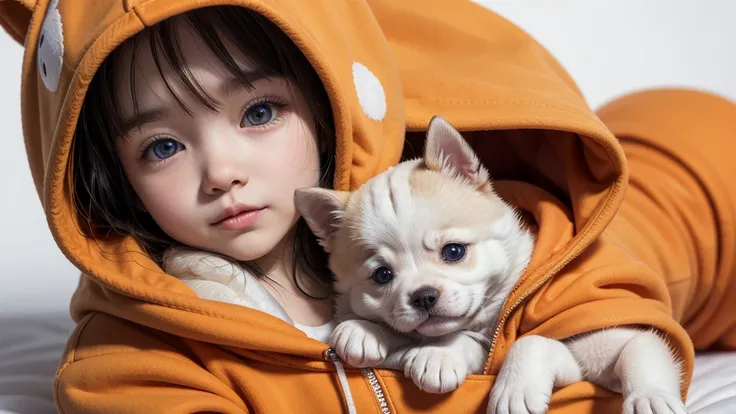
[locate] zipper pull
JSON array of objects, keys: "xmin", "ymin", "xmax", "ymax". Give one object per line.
[
  {"xmin": 324, "ymin": 348, "xmax": 357, "ymax": 414},
  {"xmin": 324, "ymin": 347, "xmax": 340, "ymax": 363}
]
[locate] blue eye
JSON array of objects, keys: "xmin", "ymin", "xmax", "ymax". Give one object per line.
[
  {"xmin": 148, "ymin": 138, "xmax": 183, "ymax": 160},
  {"xmin": 371, "ymin": 266, "xmax": 394, "ymax": 285},
  {"xmin": 242, "ymin": 103, "xmax": 275, "ymax": 127},
  {"xmin": 441, "ymin": 243, "xmax": 466, "ymax": 262}
]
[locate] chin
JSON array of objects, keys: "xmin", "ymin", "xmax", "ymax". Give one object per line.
[
  {"xmin": 218, "ymin": 231, "xmax": 283, "ymax": 263},
  {"xmin": 224, "ymin": 250, "xmax": 270, "ymax": 263}
]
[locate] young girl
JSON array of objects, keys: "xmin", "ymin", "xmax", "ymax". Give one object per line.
[
  {"xmin": 2, "ymin": 0, "xmax": 736, "ymax": 413},
  {"xmin": 73, "ymin": 6, "xmax": 341, "ymax": 339}
]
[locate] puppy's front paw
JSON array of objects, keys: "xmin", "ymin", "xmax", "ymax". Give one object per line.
[
  {"xmin": 404, "ymin": 347, "xmax": 468, "ymax": 394},
  {"xmin": 329, "ymin": 320, "xmax": 387, "ymax": 368},
  {"xmin": 488, "ymin": 336, "xmax": 562, "ymax": 414},
  {"xmin": 623, "ymin": 392, "xmax": 687, "ymax": 414},
  {"xmin": 489, "ymin": 370, "xmax": 551, "ymax": 414}
]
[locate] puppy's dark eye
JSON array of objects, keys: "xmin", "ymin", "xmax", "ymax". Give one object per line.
[
  {"xmin": 372, "ymin": 266, "xmax": 394, "ymax": 284},
  {"xmin": 441, "ymin": 243, "xmax": 466, "ymax": 262}
]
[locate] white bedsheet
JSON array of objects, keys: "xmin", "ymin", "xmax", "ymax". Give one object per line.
[
  {"xmin": 0, "ymin": 314, "xmax": 734, "ymax": 414},
  {"xmin": 688, "ymin": 353, "xmax": 736, "ymax": 413},
  {"xmin": 0, "ymin": 315, "xmax": 74, "ymax": 414}
]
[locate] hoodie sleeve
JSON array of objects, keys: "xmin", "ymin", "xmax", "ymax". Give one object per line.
[
  {"xmin": 500, "ymin": 231, "xmax": 696, "ymax": 397},
  {"xmin": 56, "ymin": 313, "xmax": 249, "ymax": 414}
]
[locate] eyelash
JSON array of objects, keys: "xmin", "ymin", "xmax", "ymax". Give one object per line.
[
  {"xmin": 240, "ymin": 95, "xmax": 289, "ymax": 129},
  {"xmin": 137, "ymin": 134, "xmax": 179, "ymax": 166},
  {"xmin": 136, "ymin": 95, "xmax": 290, "ymax": 165}
]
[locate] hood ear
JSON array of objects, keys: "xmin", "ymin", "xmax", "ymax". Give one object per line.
[
  {"xmin": 0, "ymin": 0, "xmax": 36, "ymax": 45},
  {"xmin": 294, "ymin": 187, "xmax": 351, "ymax": 253},
  {"xmin": 424, "ymin": 115, "xmax": 493, "ymax": 193}
]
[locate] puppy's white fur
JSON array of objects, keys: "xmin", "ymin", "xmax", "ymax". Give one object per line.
[
  {"xmin": 296, "ymin": 116, "xmax": 687, "ymax": 414},
  {"xmin": 298, "ymin": 116, "xmax": 534, "ymax": 394}
]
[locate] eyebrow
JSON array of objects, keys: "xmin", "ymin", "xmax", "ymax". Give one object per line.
[
  {"xmin": 118, "ymin": 70, "xmax": 273, "ymax": 137},
  {"xmin": 220, "ymin": 70, "xmax": 273, "ymax": 97},
  {"xmin": 119, "ymin": 108, "xmax": 169, "ymax": 139}
]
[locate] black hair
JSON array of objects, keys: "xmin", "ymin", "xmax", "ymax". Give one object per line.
[{"xmin": 72, "ymin": 6, "xmax": 335, "ymax": 297}]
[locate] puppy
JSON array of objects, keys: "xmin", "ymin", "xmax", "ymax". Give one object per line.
[{"xmin": 296, "ymin": 116, "xmax": 687, "ymax": 414}]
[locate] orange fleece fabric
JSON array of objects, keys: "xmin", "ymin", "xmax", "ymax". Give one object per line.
[{"xmin": 2, "ymin": 0, "xmax": 735, "ymax": 413}]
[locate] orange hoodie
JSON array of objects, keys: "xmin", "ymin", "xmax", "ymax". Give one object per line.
[{"xmin": 2, "ymin": 0, "xmax": 736, "ymax": 413}]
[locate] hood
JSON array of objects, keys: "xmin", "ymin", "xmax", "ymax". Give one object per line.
[
  {"xmin": 1, "ymin": 0, "xmax": 626, "ymax": 361},
  {"xmin": 370, "ymin": 0, "xmax": 628, "ymax": 303}
]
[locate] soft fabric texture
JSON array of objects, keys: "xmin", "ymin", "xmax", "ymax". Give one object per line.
[
  {"xmin": 688, "ymin": 353, "xmax": 736, "ymax": 413},
  {"xmin": 0, "ymin": 314, "xmax": 76, "ymax": 414},
  {"xmin": 3, "ymin": 317, "xmax": 736, "ymax": 414},
  {"xmin": 1, "ymin": 0, "xmax": 735, "ymax": 412}
]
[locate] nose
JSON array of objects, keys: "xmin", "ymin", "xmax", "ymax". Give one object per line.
[
  {"xmin": 201, "ymin": 152, "xmax": 249, "ymax": 195},
  {"xmin": 410, "ymin": 287, "xmax": 440, "ymax": 311}
]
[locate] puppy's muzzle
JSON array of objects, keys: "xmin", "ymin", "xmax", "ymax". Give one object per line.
[{"xmin": 410, "ymin": 287, "xmax": 440, "ymax": 311}]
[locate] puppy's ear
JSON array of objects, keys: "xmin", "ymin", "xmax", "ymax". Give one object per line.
[
  {"xmin": 424, "ymin": 115, "xmax": 492, "ymax": 193},
  {"xmin": 294, "ymin": 188, "xmax": 350, "ymax": 252}
]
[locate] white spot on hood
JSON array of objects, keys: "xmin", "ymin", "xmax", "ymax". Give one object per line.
[
  {"xmin": 352, "ymin": 62, "xmax": 386, "ymax": 121},
  {"xmin": 37, "ymin": 0, "xmax": 64, "ymax": 92}
]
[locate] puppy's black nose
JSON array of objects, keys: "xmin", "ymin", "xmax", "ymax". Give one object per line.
[{"xmin": 410, "ymin": 287, "xmax": 440, "ymax": 310}]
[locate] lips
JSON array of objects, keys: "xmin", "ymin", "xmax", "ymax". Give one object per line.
[{"xmin": 211, "ymin": 204, "xmax": 265, "ymax": 230}]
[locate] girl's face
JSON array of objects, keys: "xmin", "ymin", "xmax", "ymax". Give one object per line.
[{"xmin": 114, "ymin": 24, "xmax": 322, "ymax": 263}]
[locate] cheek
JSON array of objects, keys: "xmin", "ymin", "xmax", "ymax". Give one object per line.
[
  {"xmin": 474, "ymin": 241, "xmax": 511, "ymax": 278},
  {"xmin": 268, "ymin": 117, "xmax": 322, "ymax": 186},
  {"xmin": 349, "ymin": 286, "xmax": 387, "ymax": 317},
  {"xmin": 438, "ymin": 281, "xmax": 477, "ymax": 309},
  {"xmin": 129, "ymin": 168, "xmax": 196, "ymax": 230}
]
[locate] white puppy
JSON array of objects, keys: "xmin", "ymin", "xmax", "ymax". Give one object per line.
[{"xmin": 296, "ymin": 116, "xmax": 687, "ymax": 414}]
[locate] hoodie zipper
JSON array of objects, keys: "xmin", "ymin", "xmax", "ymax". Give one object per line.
[
  {"xmin": 483, "ymin": 176, "xmax": 625, "ymax": 374},
  {"xmin": 361, "ymin": 368, "xmax": 391, "ymax": 413},
  {"xmin": 324, "ymin": 348, "xmax": 391, "ymax": 414},
  {"xmin": 483, "ymin": 272, "xmax": 557, "ymax": 373},
  {"xmin": 483, "ymin": 222, "xmax": 607, "ymax": 374}
]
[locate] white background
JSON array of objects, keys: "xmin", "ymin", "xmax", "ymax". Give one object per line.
[{"xmin": 1, "ymin": 0, "xmax": 735, "ymax": 315}]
